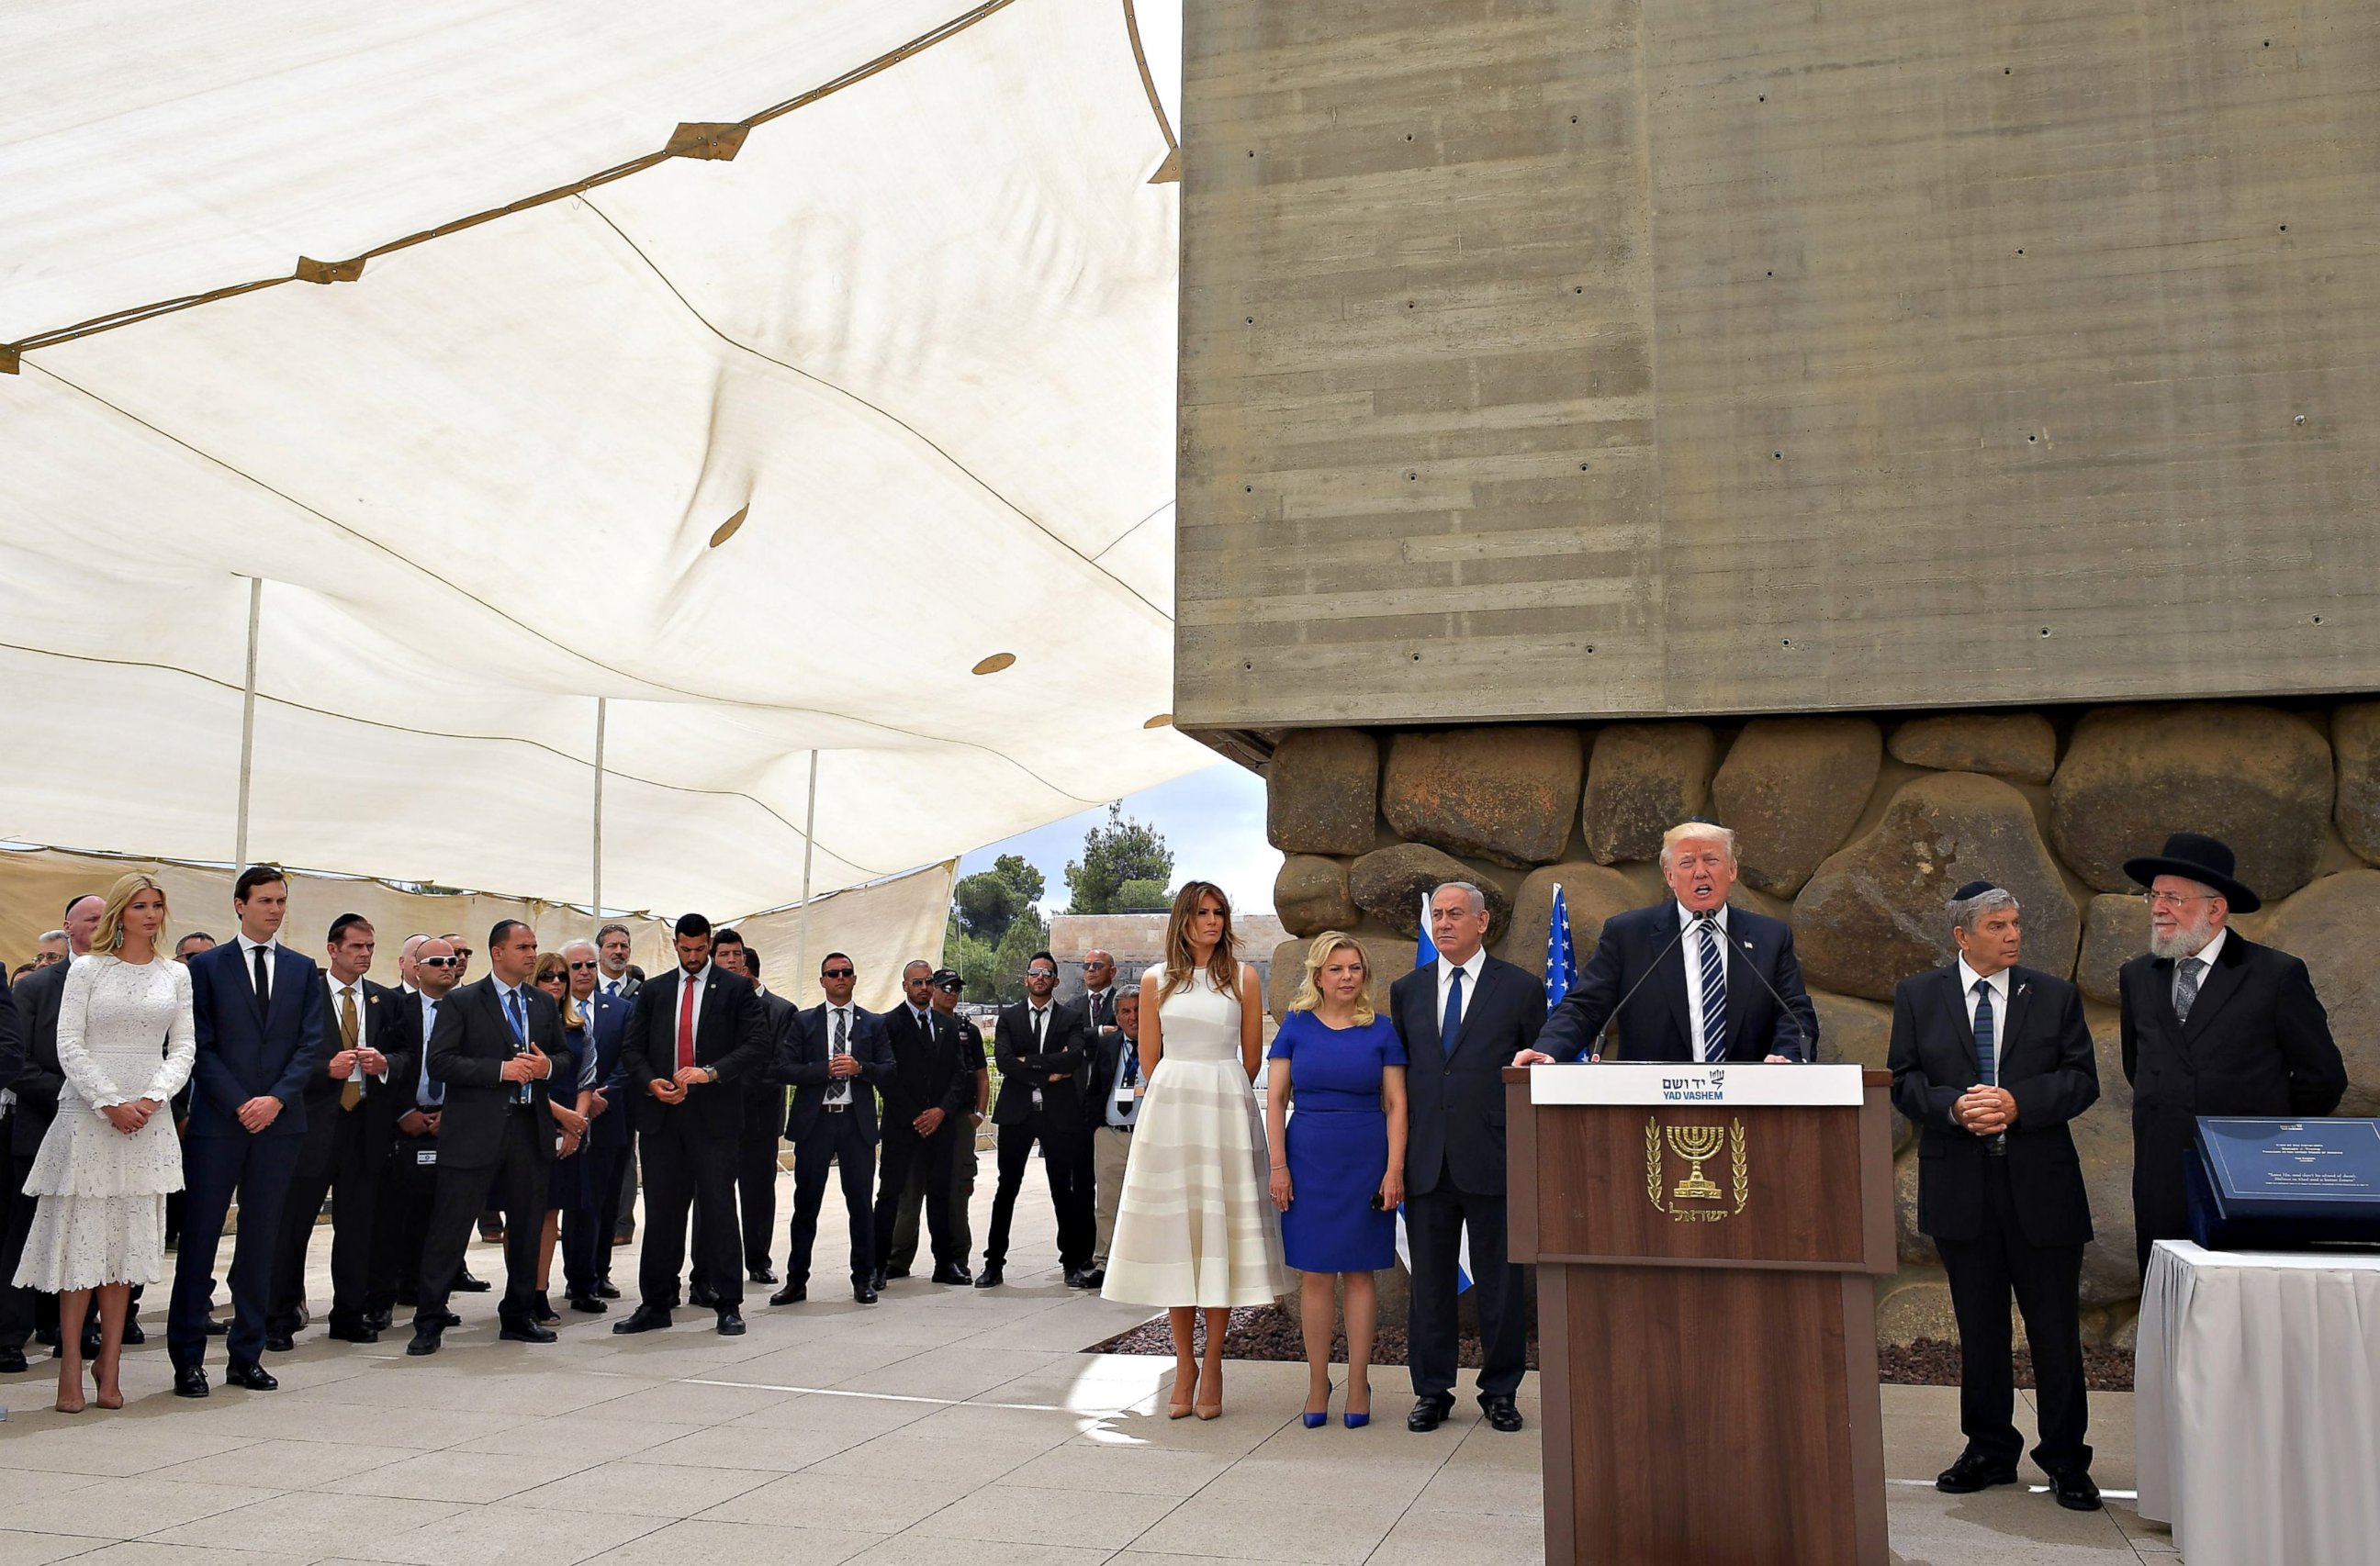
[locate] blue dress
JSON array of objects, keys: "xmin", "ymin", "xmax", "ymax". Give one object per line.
[{"xmin": 1269, "ymin": 1010, "xmax": 1406, "ymax": 1272}]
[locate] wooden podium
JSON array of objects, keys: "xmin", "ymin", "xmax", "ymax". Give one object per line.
[{"xmin": 1506, "ymin": 1063, "xmax": 1896, "ymax": 1565}]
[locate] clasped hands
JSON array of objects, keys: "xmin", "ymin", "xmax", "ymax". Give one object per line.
[
  {"xmin": 646, "ymin": 1063, "xmax": 713, "ymax": 1104},
  {"xmin": 1954, "ymin": 1084, "xmax": 2018, "ymax": 1135},
  {"xmin": 327, "ymin": 1046, "xmax": 389, "ymax": 1080},
  {"xmin": 500, "ymin": 1045, "xmax": 551, "ymax": 1085},
  {"xmin": 100, "ymin": 1097, "xmax": 163, "ymax": 1135}
]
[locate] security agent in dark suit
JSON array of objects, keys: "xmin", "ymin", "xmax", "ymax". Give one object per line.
[
  {"xmin": 1889, "ymin": 882, "xmax": 2103, "ymax": 1512},
  {"xmin": 559, "ymin": 945, "xmax": 633, "ymax": 1313},
  {"xmin": 612, "ymin": 912, "xmax": 772, "ymax": 1336},
  {"xmin": 0, "ymin": 957, "xmax": 37, "ymax": 1372},
  {"xmin": 2118, "ymin": 833, "xmax": 2347, "ymax": 1276},
  {"xmin": 889, "ymin": 968, "xmax": 988, "ymax": 1276},
  {"xmin": 981, "ymin": 952, "xmax": 1097, "ymax": 1288},
  {"xmin": 364, "ymin": 939, "xmax": 459, "ymax": 1329},
  {"xmin": 267, "ymin": 914, "xmax": 403, "ymax": 1348},
  {"xmin": 875, "ymin": 967, "xmax": 977, "ymax": 1288},
  {"xmin": 170, "ymin": 867, "xmax": 329, "ymax": 1397},
  {"xmin": 771, "ymin": 953, "xmax": 895, "ymax": 1304},
  {"xmin": 697, "ymin": 931, "xmax": 787, "ymax": 1294},
  {"xmin": 1392, "ymin": 881, "xmax": 1545, "ymax": 1435},
  {"xmin": 1526, "ymin": 822, "xmax": 1817, "ymax": 1067},
  {"xmin": 405, "ymin": 919, "xmax": 562, "ymax": 1355}
]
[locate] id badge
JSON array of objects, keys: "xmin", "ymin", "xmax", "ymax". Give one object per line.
[{"xmin": 416, "ymin": 1147, "xmax": 438, "ymax": 1166}]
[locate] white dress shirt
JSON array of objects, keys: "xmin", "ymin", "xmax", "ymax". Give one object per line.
[
  {"xmin": 1435, "ymin": 948, "xmax": 1487, "ymax": 1030},
  {"xmin": 236, "ymin": 932, "xmax": 282, "ymax": 1001},
  {"xmin": 1955, "ymin": 957, "xmax": 2013, "ymax": 1084},
  {"xmin": 2174, "ymin": 927, "xmax": 2227, "ymax": 1010},
  {"xmin": 1677, "ymin": 902, "xmax": 1732, "ymax": 1061},
  {"xmin": 824, "ymin": 1003, "xmax": 858, "ymax": 1105}
]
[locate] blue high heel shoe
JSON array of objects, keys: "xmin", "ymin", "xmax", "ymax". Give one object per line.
[
  {"xmin": 1303, "ymin": 1382, "xmax": 1333, "ymax": 1429},
  {"xmin": 1343, "ymin": 1381, "xmax": 1370, "ymax": 1429}
]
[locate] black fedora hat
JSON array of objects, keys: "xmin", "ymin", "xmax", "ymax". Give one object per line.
[{"xmin": 2122, "ymin": 832, "xmax": 2262, "ymax": 913}]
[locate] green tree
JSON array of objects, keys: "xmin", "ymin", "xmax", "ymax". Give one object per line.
[
  {"xmin": 943, "ymin": 915, "xmax": 1002, "ymax": 1002},
  {"xmin": 1114, "ymin": 877, "xmax": 1172, "ymax": 912},
  {"xmin": 951, "ymin": 853, "xmax": 1046, "ymax": 945},
  {"xmin": 1065, "ymin": 805, "xmax": 1173, "ymax": 914},
  {"xmin": 989, "ymin": 907, "xmax": 1050, "ymax": 1005}
]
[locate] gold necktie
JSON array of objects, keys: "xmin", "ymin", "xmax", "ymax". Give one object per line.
[{"xmin": 338, "ymin": 986, "xmax": 363, "ymax": 1111}]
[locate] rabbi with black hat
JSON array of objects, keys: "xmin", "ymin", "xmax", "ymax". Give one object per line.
[
  {"xmin": 2119, "ymin": 833, "xmax": 2347, "ymax": 1277},
  {"xmin": 1887, "ymin": 880, "xmax": 2103, "ymax": 1510}
]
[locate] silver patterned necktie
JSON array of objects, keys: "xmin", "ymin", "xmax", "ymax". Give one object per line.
[
  {"xmin": 2175, "ymin": 956, "xmax": 2205, "ymax": 1023},
  {"xmin": 1697, "ymin": 920, "xmax": 1728, "ymax": 1063}
]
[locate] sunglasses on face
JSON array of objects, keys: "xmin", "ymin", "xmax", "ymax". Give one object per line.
[
  {"xmin": 567, "ymin": 960, "xmax": 599, "ymax": 970},
  {"xmin": 822, "ymin": 968, "xmax": 856, "ymax": 979},
  {"xmin": 936, "ymin": 979, "xmax": 962, "ymax": 992},
  {"xmin": 419, "ymin": 956, "xmax": 460, "ymax": 968}
]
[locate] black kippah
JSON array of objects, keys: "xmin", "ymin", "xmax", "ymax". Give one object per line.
[{"xmin": 1949, "ymin": 880, "xmax": 1999, "ymax": 903}]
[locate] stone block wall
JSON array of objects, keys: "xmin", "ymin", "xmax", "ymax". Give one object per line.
[{"xmin": 1262, "ymin": 700, "xmax": 2379, "ymax": 1348}]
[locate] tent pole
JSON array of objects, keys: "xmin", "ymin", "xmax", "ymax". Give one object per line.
[
  {"xmin": 234, "ymin": 576, "xmax": 261, "ymax": 866},
  {"xmin": 794, "ymin": 750, "xmax": 819, "ymax": 1001},
  {"xmin": 591, "ymin": 697, "xmax": 607, "ymax": 917}
]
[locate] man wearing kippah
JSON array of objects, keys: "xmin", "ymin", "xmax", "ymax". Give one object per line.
[
  {"xmin": 1887, "ymin": 880, "xmax": 2104, "ymax": 1510},
  {"xmin": 2118, "ymin": 833, "xmax": 2346, "ymax": 1276}
]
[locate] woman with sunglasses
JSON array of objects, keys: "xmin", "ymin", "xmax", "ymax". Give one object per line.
[{"xmin": 529, "ymin": 953, "xmax": 590, "ymax": 1325}]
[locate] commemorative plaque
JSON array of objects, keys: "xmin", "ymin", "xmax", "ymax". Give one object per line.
[{"xmin": 2186, "ymin": 1116, "xmax": 2380, "ymax": 1249}]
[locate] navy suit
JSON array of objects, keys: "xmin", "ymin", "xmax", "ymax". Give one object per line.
[
  {"xmin": 1534, "ymin": 901, "xmax": 1818, "ymax": 1064},
  {"xmin": 1390, "ymin": 953, "xmax": 1544, "ymax": 1404},
  {"xmin": 170, "ymin": 938, "xmax": 328, "ymax": 1371},
  {"xmin": 562, "ymin": 986, "xmax": 632, "ymax": 1301},
  {"xmin": 780, "ymin": 1002, "xmax": 894, "ymax": 1289}
]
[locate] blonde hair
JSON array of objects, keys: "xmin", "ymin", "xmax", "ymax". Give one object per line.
[
  {"xmin": 533, "ymin": 951, "xmax": 584, "ymax": 1029},
  {"xmin": 1659, "ymin": 821, "xmax": 1738, "ymax": 867},
  {"xmin": 1287, "ymin": 931, "xmax": 1376, "ymax": 1025},
  {"xmin": 91, "ymin": 873, "xmax": 168, "ymax": 955},
  {"xmin": 1158, "ymin": 880, "xmax": 1241, "ymax": 998}
]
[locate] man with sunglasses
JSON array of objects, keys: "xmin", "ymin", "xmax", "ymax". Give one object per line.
[
  {"xmin": 365, "ymin": 936, "xmax": 465, "ymax": 1329},
  {"xmin": 873, "ymin": 960, "xmax": 978, "ymax": 1289},
  {"xmin": 887, "ymin": 968, "xmax": 989, "ymax": 1278},
  {"xmin": 772, "ymin": 953, "xmax": 893, "ymax": 1303},
  {"xmin": 559, "ymin": 941, "xmax": 632, "ymax": 1314}
]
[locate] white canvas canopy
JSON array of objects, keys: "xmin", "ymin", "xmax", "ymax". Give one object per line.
[{"xmin": 0, "ymin": 0, "xmax": 1197, "ymax": 922}]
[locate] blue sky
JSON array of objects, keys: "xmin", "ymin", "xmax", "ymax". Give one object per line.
[{"xmin": 956, "ymin": 761, "xmax": 1277, "ymax": 917}]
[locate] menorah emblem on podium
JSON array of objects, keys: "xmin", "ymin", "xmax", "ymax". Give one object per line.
[{"xmin": 1667, "ymin": 1124, "xmax": 1726, "ymax": 1201}]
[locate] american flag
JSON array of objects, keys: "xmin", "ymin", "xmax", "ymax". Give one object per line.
[{"xmin": 1544, "ymin": 883, "xmax": 1577, "ymax": 1006}]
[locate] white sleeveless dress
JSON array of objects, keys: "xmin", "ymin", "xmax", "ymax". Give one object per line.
[
  {"xmin": 1101, "ymin": 967, "xmax": 1288, "ymax": 1307},
  {"xmin": 15, "ymin": 954, "xmax": 197, "ymax": 1292}
]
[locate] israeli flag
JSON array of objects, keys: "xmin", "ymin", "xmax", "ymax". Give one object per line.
[
  {"xmin": 1544, "ymin": 883, "xmax": 1577, "ymax": 1007},
  {"xmin": 1398, "ymin": 889, "xmax": 1470, "ymax": 1292}
]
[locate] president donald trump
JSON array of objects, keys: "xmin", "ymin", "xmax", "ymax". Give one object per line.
[{"xmin": 1519, "ymin": 822, "xmax": 1817, "ymax": 1066}]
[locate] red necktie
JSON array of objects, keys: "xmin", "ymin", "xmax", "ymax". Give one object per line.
[{"xmin": 676, "ymin": 974, "xmax": 697, "ymax": 1072}]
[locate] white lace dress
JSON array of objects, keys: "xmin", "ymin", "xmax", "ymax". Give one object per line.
[{"xmin": 14, "ymin": 955, "xmax": 197, "ymax": 1292}]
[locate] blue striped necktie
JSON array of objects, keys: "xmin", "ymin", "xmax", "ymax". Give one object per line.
[
  {"xmin": 1972, "ymin": 979, "xmax": 1995, "ymax": 1085},
  {"xmin": 1697, "ymin": 920, "xmax": 1727, "ymax": 1063}
]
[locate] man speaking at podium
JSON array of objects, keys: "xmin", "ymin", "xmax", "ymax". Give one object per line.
[
  {"xmin": 1886, "ymin": 882, "xmax": 2102, "ymax": 1512},
  {"xmin": 1517, "ymin": 822, "xmax": 1816, "ymax": 1066}
]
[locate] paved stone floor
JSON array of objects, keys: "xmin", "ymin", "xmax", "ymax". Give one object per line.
[{"xmin": 0, "ymin": 1173, "xmax": 2181, "ymax": 1564}]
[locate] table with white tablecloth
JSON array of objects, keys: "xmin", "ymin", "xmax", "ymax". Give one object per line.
[{"xmin": 2135, "ymin": 1240, "xmax": 2380, "ymax": 1566}]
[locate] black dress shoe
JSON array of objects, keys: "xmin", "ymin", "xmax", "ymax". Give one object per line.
[
  {"xmin": 205, "ymin": 1316, "xmax": 230, "ymax": 1337},
  {"xmin": 748, "ymin": 1268, "xmax": 777, "ymax": 1286},
  {"xmin": 1408, "ymin": 1396, "xmax": 1455, "ymax": 1433},
  {"xmin": 687, "ymin": 1282, "xmax": 720, "ymax": 1309},
  {"xmin": 932, "ymin": 1263, "xmax": 972, "ymax": 1286},
  {"xmin": 326, "ymin": 1324, "xmax": 380, "ymax": 1345},
  {"xmin": 883, "ymin": 1266, "xmax": 911, "ymax": 1280},
  {"xmin": 594, "ymin": 1279, "xmax": 621, "ymax": 1300},
  {"xmin": 769, "ymin": 1282, "xmax": 807, "ymax": 1306},
  {"xmin": 1075, "ymin": 1268, "xmax": 1106, "ymax": 1290},
  {"xmin": 224, "ymin": 1359, "xmax": 279, "ymax": 1391},
  {"xmin": 612, "ymin": 1304, "xmax": 672, "ymax": 1335},
  {"xmin": 174, "ymin": 1364, "xmax": 211, "ymax": 1397},
  {"xmin": 2050, "ymin": 1471, "xmax": 2104, "ymax": 1512},
  {"xmin": 405, "ymin": 1326, "xmax": 443, "ymax": 1357},
  {"xmin": 1936, "ymin": 1453, "xmax": 2021, "ymax": 1493},
  {"xmin": 1479, "ymin": 1393, "xmax": 1524, "ymax": 1433},
  {"xmin": 974, "ymin": 1264, "xmax": 1005, "ymax": 1289},
  {"xmin": 714, "ymin": 1310, "xmax": 747, "ymax": 1337},
  {"xmin": 453, "ymin": 1270, "xmax": 491, "ymax": 1293},
  {"xmin": 0, "ymin": 1347, "xmax": 28, "ymax": 1373},
  {"xmin": 35, "ymin": 1326, "xmax": 59, "ymax": 1348},
  {"xmin": 264, "ymin": 1332, "xmax": 297, "ymax": 1353},
  {"xmin": 120, "ymin": 1319, "xmax": 146, "ymax": 1346},
  {"xmin": 1063, "ymin": 1268, "xmax": 1089, "ymax": 1289},
  {"xmin": 500, "ymin": 1320, "xmax": 558, "ymax": 1344},
  {"xmin": 868, "ymin": 1267, "xmax": 889, "ymax": 1292},
  {"xmin": 568, "ymin": 1295, "xmax": 608, "ymax": 1314},
  {"xmin": 362, "ymin": 1309, "xmax": 393, "ymax": 1333},
  {"xmin": 854, "ymin": 1281, "xmax": 879, "ymax": 1305},
  {"xmin": 433, "ymin": 1309, "xmax": 462, "ymax": 1329}
]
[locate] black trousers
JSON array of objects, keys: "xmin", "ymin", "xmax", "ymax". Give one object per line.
[
  {"xmin": 1936, "ymin": 1157, "xmax": 2092, "ymax": 1478},
  {"xmin": 369, "ymin": 1132, "xmax": 442, "ymax": 1312},
  {"xmin": 874, "ymin": 1122, "xmax": 958, "ymax": 1271},
  {"xmin": 562, "ymin": 1140, "xmax": 626, "ymax": 1298},
  {"xmin": 785, "ymin": 1110, "xmax": 877, "ymax": 1287},
  {"xmin": 414, "ymin": 1112, "xmax": 548, "ymax": 1331},
  {"xmin": 637, "ymin": 1111, "xmax": 742, "ymax": 1311},
  {"xmin": 983, "ymin": 1113, "xmax": 1095, "ymax": 1270},
  {"xmin": 270, "ymin": 1103, "xmax": 382, "ymax": 1334},
  {"xmin": 889, "ymin": 1124, "xmax": 975, "ymax": 1270},
  {"xmin": 0, "ymin": 1144, "xmax": 46, "ymax": 1351},
  {"xmin": 1406, "ymin": 1180, "xmax": 1527, "ymax": 1401},
  {"xmin": 170, "ymin": 1131, "xmax": 302, "ymax": 1370},
  {"xmin": 739, "ymin": 1089, "xmax": 782, "ymax": 1274}
]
